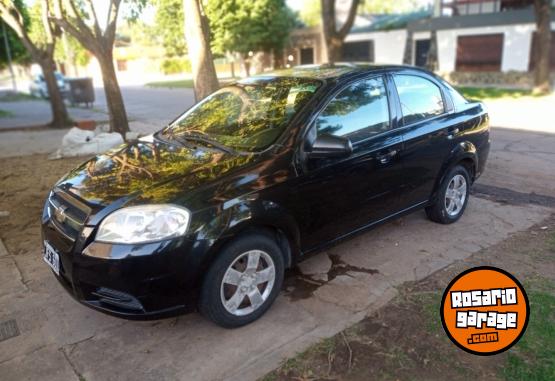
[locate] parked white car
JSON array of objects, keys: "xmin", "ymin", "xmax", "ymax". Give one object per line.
[{"xmin": 29, "ymin": 72, "xmax": 69, "ymax": 98}]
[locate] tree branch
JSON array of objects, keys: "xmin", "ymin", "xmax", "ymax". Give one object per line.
[
  {"xmin": 50, "ymin": 0, "xmax": 101, "ymax": 55},
  {"xmin": 338, "ymin": 0, "xmax": 360, "ymax": 39},
  {"xmin": 84, "ymin": 0, "xmax": 103, "ymax": 40},
  {"xmin": 104, "ymin": 0, "xmax": 122, "ymax": 47},
  {"xmin": 0, "ymin": 1, "xmax": 39, "ymax": 58}
]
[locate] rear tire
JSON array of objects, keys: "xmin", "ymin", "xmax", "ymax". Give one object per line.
[
  {"xmin": 426, "ymin": 165, "xmax": 470, "ymax": 224},
  {"xmin": 199, "ymin": 232, "xmax": 284, "ymax": 328}
]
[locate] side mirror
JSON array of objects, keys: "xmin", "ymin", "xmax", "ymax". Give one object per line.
[{"xmin": 306, "ymin": 134, "xmax": 353, "ymax": 159}]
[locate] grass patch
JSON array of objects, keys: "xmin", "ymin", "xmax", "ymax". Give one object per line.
[
  {"xmin": 502, "ymin": 287, "xmax": 555, "ymax": 381},
  {"xmin": 456, "ymin": 87, "xmax": 538, "ymax": 101},
  {"xmin": 0, "ymin": 109, "xmax": 13, "ymax": 118},
  {"xmin": 0, "ymin": 92, "xmax": 40, "ymax": 102},
  {"xmin": 145, "ymin": 79, "xmax": 195, "ymax": 89}
]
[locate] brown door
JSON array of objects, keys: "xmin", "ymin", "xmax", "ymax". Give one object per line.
[{"xmin": 456, "ymin": 34, "xmax": 504, "ymax": 72}]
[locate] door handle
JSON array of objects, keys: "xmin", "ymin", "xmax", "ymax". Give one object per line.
[
  {"xmin": 376, "ymin": 149, "xmax": 398, "ymax": 164},
  {"xmin": 447, "ymin": 128, "xmax": 460, "ymax": 140}
]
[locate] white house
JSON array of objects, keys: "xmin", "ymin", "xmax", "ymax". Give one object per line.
[{"xmin": 286, "ymin": 0, "xmax": 555, "ymax": 84}]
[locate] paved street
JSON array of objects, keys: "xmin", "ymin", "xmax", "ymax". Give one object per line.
[
  {"xmin": 0, "ymin": 86, "xmax": 195, "ymax": 158},
  {"xmin": 0, "ymin": 85, "xmax": 194, "ymax": 130},
  {"xmin": 0, "ymin": 121, "xmax": 554, "ymax": 380}
]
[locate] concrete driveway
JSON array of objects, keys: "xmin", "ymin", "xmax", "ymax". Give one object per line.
[{"xmin": 1, "ymin": 125, "xmax": 554, "ymax": 381}]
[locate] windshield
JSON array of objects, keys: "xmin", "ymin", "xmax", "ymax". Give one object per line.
[{"xmin": 163, "ymin": 77, "xmax": 321, "ymax": 152}]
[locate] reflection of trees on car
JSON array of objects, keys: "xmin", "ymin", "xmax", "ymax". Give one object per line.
[{"xmin": 167, "ymin": 77, "xmax": 321, "ymax": 152}]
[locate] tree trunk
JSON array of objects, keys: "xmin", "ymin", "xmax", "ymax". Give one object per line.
[
  {"xmin": 98, "ymin": 54, "xmax": 129, "ymax": 136},
  {"xmin": 533, "ymin": 0, "xmax": 552, "ymax": 94},
  {"xmin": 403, "ymin": 31, "xmax": 413, "ymax": 65},
  {"xmin": 326, "ymin": 38, "xmax": 343, "ymax": 64},
  {"xmin": 183, "ymin": 0, "xmax": 219, "ymax": 101},
  {"xmin": 39, "ymin": 58, "xmax": 70, "ymax": 128},
  {"xmin": 426, "ymin": 30, "xmax": 439, "ymax": 72}
]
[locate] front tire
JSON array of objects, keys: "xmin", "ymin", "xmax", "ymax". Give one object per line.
[
  {"xmin": 426, "ymin": 165, "xmax": 470, "ymax": 224},
  {"xmin": 199, "ymin": 232, "xmax": 285, "ymax": 328}
]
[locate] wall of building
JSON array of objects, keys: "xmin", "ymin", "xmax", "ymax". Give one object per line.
[
  {"xmin": 436, "ymin": 21, "xmax": 555, "ymax": 72},
  {"xmin": 345, "ymin": 29, "xmax": 407, "ymax": 64}
]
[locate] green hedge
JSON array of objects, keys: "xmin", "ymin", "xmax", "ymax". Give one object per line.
[{"xmin": 161, "ymin": 58, "xmax": 192, "ymax": 75}]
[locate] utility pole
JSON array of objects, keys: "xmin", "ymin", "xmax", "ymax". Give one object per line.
[{"xmin": 1, "ymin": 20, "xmax": 17, "ymax": 92}]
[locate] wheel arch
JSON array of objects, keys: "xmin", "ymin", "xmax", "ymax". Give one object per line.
[{"xmin": 431, "ymin": 141, "xmax": 478, "ymax": 201}]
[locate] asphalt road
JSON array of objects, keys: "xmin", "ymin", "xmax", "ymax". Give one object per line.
[{"xmin": 0, "ymin": 85, "xmax": 195, "ymax": 130}]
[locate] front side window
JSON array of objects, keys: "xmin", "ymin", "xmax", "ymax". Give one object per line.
[
  {"xmin": 316, "ymin": 77, "xmax": 390, "ymax": 143},
  {"xmin": 394, "ymin": 75, "xmax": 445, "ymax": 125},
  {"xmin": 163, "ymin": 77, "xmax": 321, "ymax": 152}
]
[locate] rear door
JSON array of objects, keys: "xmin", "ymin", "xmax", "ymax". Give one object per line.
[
  {"xmin": 293, "ymin": 75, "xmax": 405, "ymax": 251},
  {"xmin": 390, "ymin": 73, "xmax": 459, "ymax": 208}
]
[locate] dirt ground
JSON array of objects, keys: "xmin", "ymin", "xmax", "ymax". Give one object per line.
[
  {"xmin": 264, "ymin": 215, "xmax": 555, "ymax": 381},
  {"xmin": 0, "ymin": 154, "xmax": 83, "ymax": 255}
]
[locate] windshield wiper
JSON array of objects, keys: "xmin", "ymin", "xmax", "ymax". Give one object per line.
[{"xmin": 178, "ymin": 132, "xmax": 237, "ymax": 155}]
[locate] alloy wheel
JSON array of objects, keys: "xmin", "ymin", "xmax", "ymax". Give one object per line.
[
  {"xmin": 444, "ymin": 174, "xmax": 467, "ymax": 217},
  {"xmin": 220, "ymin": 250, "xmax": 276, "ymax": 316}
]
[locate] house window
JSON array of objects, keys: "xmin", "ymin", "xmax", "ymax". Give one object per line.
[
  {"xmin": 117, "ymin": 60, "xmax": 128, "ymax": 72},
  {"xmin": 456, "ymin": 34, "xmax": 504, "ymax": 72},
  {"xmin": 529, "ymin": 31, "xmax": 555, "ymax": 72},
  {"xmin": 341, "ymin": 41, "xmax": 375, "ymax": 62},
  {"xmin": 415, "ymin": 39, "xmax": 431, "ymax": 67}
]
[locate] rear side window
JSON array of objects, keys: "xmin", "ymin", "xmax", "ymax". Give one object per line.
[
  {"xmin": 394, "ymin": 75, "xmax": 445, "ymax": 125},
  {"xmin": 316, "ymin": 77, "xmax": 390, "ymax": 143},
  {"xmin": 443, "ymin": 81, "xmax": 469, "ymax": 110}
]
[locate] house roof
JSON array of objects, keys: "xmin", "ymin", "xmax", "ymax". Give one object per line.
[{"xmin": 350, "ymin": 9, "xmax": 432, "ymax": 33}]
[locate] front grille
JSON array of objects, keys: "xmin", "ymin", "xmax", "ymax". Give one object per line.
[{"xmin": 48, "ymin": 191, "xmax": 90, "ymax": 241}]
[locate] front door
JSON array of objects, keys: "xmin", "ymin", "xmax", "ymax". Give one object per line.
[
  {"xmin": 294, "ymin": 76, "xmax": 405, "ymax": 251},
  {"xmin": 300, "ymin": 48, "xmax": 314, "ymax": 65}
]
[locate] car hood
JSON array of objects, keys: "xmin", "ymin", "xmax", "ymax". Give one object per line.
[{"xmin": 55, "ymin": 135, "xmax": 257, "ymax": 207}]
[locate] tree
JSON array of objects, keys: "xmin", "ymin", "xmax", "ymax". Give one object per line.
[
  {"xmin": 0, "ymin": 0, "xmax": 70, "ymax": 128},
  {"xmin": 155, "ymin": 0, "xmax": 186, "ymax": 57},
  {"xmin": 0, "ymin": 0, "xmax": 28, "ymax": 70},
  {"xmin": 206, "ymin": 0, "xmax": 296, "ymax": 76},
  {"xmin": 183, "ymin": 0, "xmax": 219, "ymax": 101},
  {"xmin": 321, "ymin": 0, "xmax": 360, "ymax": 64},
  {"xmin": 532, "ymin": 0, "xmax": 552, "ymax": 94},
  {"xmin": 49, "ymin": 0, "xmax": 145, "ymax": 137}
]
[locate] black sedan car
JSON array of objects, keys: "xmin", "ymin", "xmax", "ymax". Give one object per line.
[{"xmin": 42, "ymin": 64, "xmax": 490, "ymax": 327}]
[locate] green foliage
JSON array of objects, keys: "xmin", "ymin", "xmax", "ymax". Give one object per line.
[
  {"xmin": 160, "ymin": 57, "xmax": 192, "ymax": 75},
  {"xmin": 361, "ymin": 0, "xmax": 426, "ymax": 14},
  {"xmin": 456, "ymin": 87, "xmax": 539, "ymax": 100},
  {"xmin": 0, "ymin": 108, "xmax": 13, "ymax": 117},
  {"xmin": 297, "ymin": 0, "xmax": 321, "ymax": 27},
  {"xmin": 206, "ymin": 0, "xmax": 296, "ymax": 56},
  {"xmin": 154, "ymin": 0, "xmax": 186, "ymax": 57},
  {"xmin": 55, "ymin": 35, "xmax": 91, "ymax": 68},
  {"xmin": 146, "ymin": 79, "xmax": 195, "ymax": 88},
  {"xmin": 0, "ymin": 0, "xmax": 30, "ymax": 68}
]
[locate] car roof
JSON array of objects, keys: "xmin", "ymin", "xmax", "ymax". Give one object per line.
[{"xmin": 264, "ymin": 63, "xmax": 434, "ymax": 81}]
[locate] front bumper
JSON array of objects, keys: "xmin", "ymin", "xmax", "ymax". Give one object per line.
[{"xmin": 41, "ymin": 206, "xmax": 208, "ymax": 320}]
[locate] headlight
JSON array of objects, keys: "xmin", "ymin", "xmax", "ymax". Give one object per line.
[{"xmin": 96, "ymin": 205, "xmax": 190, "ymax": 244}]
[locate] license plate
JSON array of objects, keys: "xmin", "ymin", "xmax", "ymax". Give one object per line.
[{"xmin": 43, "ymin": 241, "xmax": 60, "ymax": 276}]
